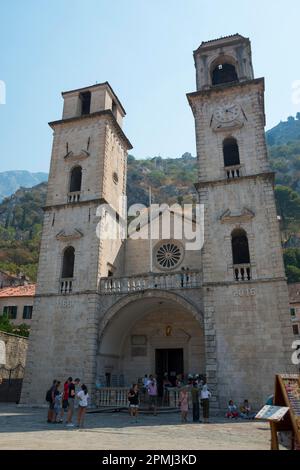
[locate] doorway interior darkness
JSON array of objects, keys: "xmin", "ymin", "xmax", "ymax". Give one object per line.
[{"xmin": 155, "ymin": 348, "xmax": 183, "ymax": 394}]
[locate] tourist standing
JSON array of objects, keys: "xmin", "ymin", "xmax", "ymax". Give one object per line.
[
  {"xmin": 191, "ymin": 380, "xmax": 200, "ymax": 422},
  {"xmin": 142, "ymin": 374, "xmax": 149, "ymax": 400},
  {"xmin": 147, "ymin": 375, "xmax": 158, "ymax": 416},
  {"xmin": 176, "ymin": 374, "xmax": 183, "ymax": 388},
  {"xmin": 62, "ymin": 377, "xmax": 72, "ymax": 422},
  {"xmin": 74, "ymin": 378, "xmax": 81, "ymax": 410},
  {"xmin": 179, "ymin": 387, "xmax": 189, "ymax": 423},
  {"xmin": 46, "ymin": 379, "xmax": 57, "ymax": 423},
  {"xmin": 66, "ymin": 378, "xmax": 76, "ymax": 426},
  {"xmin": 77, "ymin": 384, "xmax": 89, "ymax": 428},
  {"xmin": 53, "ymin": 381, "xmax": 63, "ymax": 423},
  {"xmin": 143, "ymin": 374, "xmax": 149, "ymax": 388},
  {"xmin": 128, "ymin": 384, "xmax": 139, "ymax": 423},
  {"xmin": 200, "ymin": 382, "xmax": 211, "ymax": 423}
]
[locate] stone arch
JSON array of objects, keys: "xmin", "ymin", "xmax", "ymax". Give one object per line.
[
  {"xmin": 61, "ymin": 246, "xmax": 75, "ymax": 279},
  {"xmin": 231, "ymin": 228, "xmax": 250, "ymax": 264},
  {"xmin": 97, "ymin": 290, "xmax": 206, "ymax": 387},
  {"xmin": 69, "ymin": 165, "xmax": 82, "ymax": 193},
  {"xmin": 223, "ymin": 136, "xmax": 240, "ymax": 167},
  {"xmin": 209, "ymin": 54, "xmax": 239, "ymax": 86},
  {"xmin": 98, "ymin": 289, "xmax": 204, "ymax": 345}
]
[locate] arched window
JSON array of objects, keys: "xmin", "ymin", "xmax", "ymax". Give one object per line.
[
  {"xmin": 69, "ymin": 166, "xmax": 82, "ymax": 193},
  {"xmin": 62, "ymin": 246, "xmax": 75, "ymax": 279},
  {"xmin": 212, "ymin": 63, "xmax": 238, "ymax": 86},
  {"xmin": 223, "ymin": 137, "xmax": 240, "ymax": 167},
  {"xmin": 231, "ymin": 229, "xmax": 250, "ymax": 265}
]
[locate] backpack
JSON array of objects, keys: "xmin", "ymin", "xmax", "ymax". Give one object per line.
[{"xmin": 45, "ymin": 388, "xmax": 52, "ymax": 402}]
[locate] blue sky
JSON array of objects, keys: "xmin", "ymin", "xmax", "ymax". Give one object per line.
[{"xmin": 0, "ymin": 0, "xmax": 299, "ymax": 172}]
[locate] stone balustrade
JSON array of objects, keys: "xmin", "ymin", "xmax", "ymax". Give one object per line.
[
  {"xmin": 233, "ymin": 264, "xmax": 251, "ymax": 281},
  {"xmin": 67, "ymin": 191, "xmax": 81, "ymax": 203},
  {"xmin": 99, "ymin": 270, "xmax": 201, "ymax": 294},
  {"xmin": 224, "ymin": 164, "xmax": 242, "ymax": 179},
  {"xmin": 60, "ymin": 278, "xmax": 73, "ymax": 294}
]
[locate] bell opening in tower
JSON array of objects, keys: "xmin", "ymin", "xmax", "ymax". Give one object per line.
[
  {"xmin": 80, "ymin": 91, "xmax": 91, "ymax": 115},
  {"xmin": 212, "ymin": 63, "xmax": 238, "ymax": 86}
]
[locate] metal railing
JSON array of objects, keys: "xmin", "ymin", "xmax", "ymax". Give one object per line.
[{"xmin": 95, "ymin": 387, "xmax": 182, "ymax": 408}]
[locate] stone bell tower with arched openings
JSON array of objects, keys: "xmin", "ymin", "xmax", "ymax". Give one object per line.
[
  {"xmin": 187, "ymin": 34, "xmax": 295, "ymax": 408},
  {"xmin": 21, "ymin": 83, "xmax": 132, "ymax": 403}
]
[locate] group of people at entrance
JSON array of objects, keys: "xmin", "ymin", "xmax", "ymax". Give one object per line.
[
  {"xmin": 178, "ymin": 378, "xmax": 211, "ymax": 423},
  {"xmin": 128, "ymin": 374, "xmax": 212, "ymax": 423},
  {"xmin": 46, "ymin": 377, "xmax": 90, "ymax": 428}
]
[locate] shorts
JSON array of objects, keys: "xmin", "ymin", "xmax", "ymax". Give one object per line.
[
  {"xmin": 68, "ymin": 398, "xmax": 75, "ymax": 412},
  {"xmin": 62, "ymin": 399, "xmax": 69, "ymax": 410},
  {"xmin": 149, "ymin": 395, "xmax": 157, "ymax": 406},
  {"xmin": 129, "ymin": 404, "xmax": 139, "ymax": 408},
  {"xmin": 49, "ymin": 402, "xmax": 55, "ymax": 410}
]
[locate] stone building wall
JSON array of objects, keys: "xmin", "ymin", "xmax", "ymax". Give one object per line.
[
  {"xmin": 0, "ymin": 331, "xmax": 28, "ymax": 368},
  {"xmin": 20, "ymin": 293, "xmax": 100, "ymax": 404},
  {"xmin": 46, "ymin": 119, "xmax": 106, "ymax": 208},
  {"xmin": 0, "ymin": 295, "xmax": 34, "ymax": 326}
]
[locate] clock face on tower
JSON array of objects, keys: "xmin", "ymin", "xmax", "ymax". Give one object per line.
[{"xmin": 214, "ymin": 104, "xmax": 241, "ymax": 123}]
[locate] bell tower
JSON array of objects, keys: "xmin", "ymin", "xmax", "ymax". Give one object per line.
[
  {"xmin": 21, "ymin": 83, "xmax": 132, "ymax": 403},
  {"xmin": 187, "ymin": 35, "xmax": 295, "ymax": 409}
]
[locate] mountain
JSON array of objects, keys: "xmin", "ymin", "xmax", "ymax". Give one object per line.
[
  {"xmin": 0, "ymin": 115, "xmax": 300, "ymax": 282},
  {"xmin": 0, "ymin": 183, "xmax": 47, "ymax": 280},
  {"xmin": 127, "ymin": 152, "xmax": 197, "ymax": 207},
  {"xmin": 0, "ymin": 170, "xmax": 48, "ymax": 202},
  {"xmin": 266, "ymin": 115, "xmax": 300, "ymax": 146}
]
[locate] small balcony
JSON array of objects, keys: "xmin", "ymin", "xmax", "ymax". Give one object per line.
[
  {"xmin": 233, "ymin": 264, "xmax": 251, "ymax": 281},
  {"xmin": 99, "ymin": 270, "xmax": 201, "ymax": 295},
  {"xmin": 67, "ymin": 191, "xmax": 81, "ymax": 203},
  {"xmin": 224, "ymin": 164, "xmax": 242, "ymax": 179},
  {"xmin": 60, "ymin": 278, "xmax": 74, "ymax": 294}
]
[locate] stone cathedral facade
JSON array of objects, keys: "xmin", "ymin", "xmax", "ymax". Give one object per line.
[{"xmin": 21, "ymin": 34, "xmax": 295, "ymax": 411}]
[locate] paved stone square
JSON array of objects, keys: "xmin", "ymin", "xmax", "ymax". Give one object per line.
[{"xmin": 0, "ymin": 404, "xmax": 273, "ymax": 450}]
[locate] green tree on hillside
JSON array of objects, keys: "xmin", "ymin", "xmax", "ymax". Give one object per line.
[{"xmin": 275, "ymin": 186, "xmax": 300, "ymax": 234}]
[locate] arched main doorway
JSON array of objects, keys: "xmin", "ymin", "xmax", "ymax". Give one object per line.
[{"xmin": 97, "ymin": 291, "xmax": 205, "ymax": 393}]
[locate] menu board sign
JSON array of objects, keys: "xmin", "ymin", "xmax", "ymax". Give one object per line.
[
  {"xmin": 280, "ymin": 375, "xmax": 300, "ymax": 419},
  {"xmin": 255, "ymin": 405, "xmax": 289, "ymax": 421},
  {"xmin": 270, "ymin": 374, "xmax": 300, "ymax": 450}
]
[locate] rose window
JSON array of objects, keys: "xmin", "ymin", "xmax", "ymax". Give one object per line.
[{"xmin": 155, "ymin": 242, "xmax": 183, "ymax": 270}]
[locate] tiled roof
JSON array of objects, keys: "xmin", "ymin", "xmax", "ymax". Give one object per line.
[
  {"xmin": 200, "ymin": 33, "xmax": 244, "ymax": 45},
  {"xmin": 194, "ymin": 34, "xmax": 249, "ymax": 54},
  {"xmin": 288, "ymin": 283, "xmax": 300, "ymax": 303},
  {"xmin": 0, "ymin": 284, "xmax": 36, "ymax": 298}
]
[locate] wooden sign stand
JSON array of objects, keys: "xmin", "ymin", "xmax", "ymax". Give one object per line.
[{"xmin": 271, "ymin": 374, "xmax": 300, "ymax": 450}]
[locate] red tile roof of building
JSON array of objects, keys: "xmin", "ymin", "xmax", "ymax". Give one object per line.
[{"xmin": 0, "ymin": 284, "xmax": 36, "ymax": 298}]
